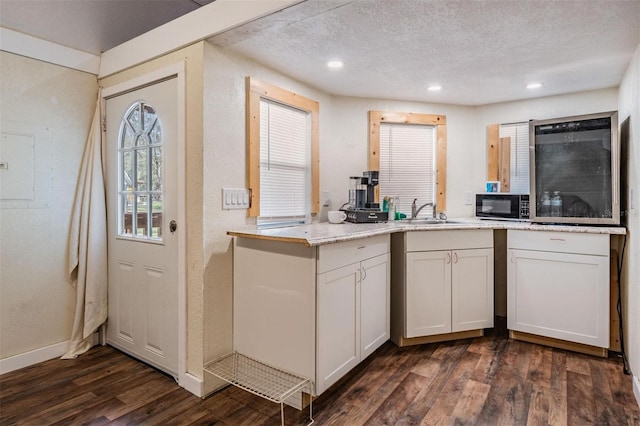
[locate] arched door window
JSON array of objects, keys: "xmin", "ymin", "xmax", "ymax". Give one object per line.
[{"xmin": 118, "ymin": 101, "xmax": 163, "ymax": 240}]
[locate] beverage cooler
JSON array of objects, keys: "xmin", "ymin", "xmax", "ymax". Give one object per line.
[{"xmin": 529, "ymin": 111, "xmax": 620, "ymax": 225}]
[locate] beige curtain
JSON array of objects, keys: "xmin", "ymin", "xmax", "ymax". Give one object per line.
[{"xmin": 62, "ymin": 88, "xmax": 108, "ymax": 359}]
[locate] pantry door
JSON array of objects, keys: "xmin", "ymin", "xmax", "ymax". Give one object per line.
[{"xmin": 104, "ymin": 74, "xmax": 180, "ymax": 377}]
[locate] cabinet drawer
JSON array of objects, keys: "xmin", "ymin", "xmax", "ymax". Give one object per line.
[
  {"xmin": 318, "ymin": 234, "xmax": 389, "ymax": 274},
  {"xmin": 406, "ymin": 229, "xmax": 492, "ymax": 252},
  {"xmin": 508, "ymin": 230, "xmax": 608, "ymax": 256}
]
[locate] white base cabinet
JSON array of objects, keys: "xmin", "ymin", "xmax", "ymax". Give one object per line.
[
  {"xmin": 507, "ymin": 230, "xmax": 609, "ymax": 348},
  {"xmin": 316, "ymin": 252, "xmax": 389, "ymax": 392},
  {"xmin": 406, "ymin": 250, "xmax": 452, "ymax": 337},
  {"xmin": 392, "ymin": 230, "xmax": 494, "ymax": 343},
  {"xmin": 233, "ymin": 234, "xmax": 390, "ymax": 398}
]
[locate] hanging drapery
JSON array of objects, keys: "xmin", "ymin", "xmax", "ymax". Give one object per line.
[{"xmin": 62, "ymin": 88, "xmax": 108, "ymax": 359}]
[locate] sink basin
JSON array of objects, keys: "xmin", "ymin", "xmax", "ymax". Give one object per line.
[{"xmin": 398, "ymin": 218, "xmax": 449, "ymax": 225}]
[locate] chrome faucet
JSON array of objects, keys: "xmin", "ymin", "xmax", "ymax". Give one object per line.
[{"xmin": 411, "ymin": 198, "xmax": 437, "ymax": 219}]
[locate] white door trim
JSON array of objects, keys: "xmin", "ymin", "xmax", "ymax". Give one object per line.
[{"xmin": 102, "ymin": 62, "xmax": 195, "ymax": 394}]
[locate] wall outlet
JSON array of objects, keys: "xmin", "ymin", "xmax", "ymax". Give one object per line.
[
  {"xmin": 322, "ymin": 190, "xmax": 330, "ymax": 207},
  {"xmin": 464, "ymin": 191, "xmax": 473, "ymax": 205}
]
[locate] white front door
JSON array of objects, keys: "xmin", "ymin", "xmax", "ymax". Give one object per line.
[{"xmin": 105, "ymin": 76, "xmax": 179, "ymax": 376}]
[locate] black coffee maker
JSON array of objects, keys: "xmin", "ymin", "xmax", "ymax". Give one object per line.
[{"xmin": 343, "ymin": 171, "xmax": 389, "ymax": 223}]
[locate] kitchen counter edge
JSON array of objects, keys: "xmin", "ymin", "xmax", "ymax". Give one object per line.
[{"xmin": 227, "ymin": 219, "xmax": 626, "ymax": 247}]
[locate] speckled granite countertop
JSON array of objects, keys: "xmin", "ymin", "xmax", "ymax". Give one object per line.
[{"xmin": 227, "ymin": 218, "xmax": 626, "ymax": 247}]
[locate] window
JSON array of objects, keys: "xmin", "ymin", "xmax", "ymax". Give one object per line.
[
  {"xmin": 499, "ymin": 122, "xmax": 530, "ymax": 194},
  {"xmin": 379, "ymin": 123, "xmax": 436, "ymax": 216},
  {"xmin": 246, "ymin": 77, "xmax": 319, "ymax": 226},
  {"xmin": 118, "ymin": 101, "xmax": 163, "ymax": 240},
  {"xmin": 259, "ymin": 100, "xmax": 309, "ymax": 219},
  {"xmin": 369, "ymin": 111, "xmax": 447, "ymax": 217}
]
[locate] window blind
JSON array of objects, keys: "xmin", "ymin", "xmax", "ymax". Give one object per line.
[
  {"xmin": 379, "ymin": 123, "xmax": 436, "ymax": 217},
  {"xmin": 258, "ymin": 99, "xmax": 310, "ymax": 226},
  {"xmin": 500, "ymin": 122, "xmax": 530, "ymax": 194}
]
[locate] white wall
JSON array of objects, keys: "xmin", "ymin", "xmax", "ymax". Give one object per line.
[
  {"xmin": 200, "ymin": 45, "xmax": 627, "ymax": 391},
  {"xmin": 618, "ymin": 42, "xmax": 640, "ymax": 402},
  {"xmin": 0, "ymin": 51, "xmax": 98, "ymax": 361},
  {"xmin": 324, "ymin": 98, "xmax": 479, "ymax": 218},
  {"xmin": 201, "ymin": 43, "xmax": 334, "ymax": 393}
]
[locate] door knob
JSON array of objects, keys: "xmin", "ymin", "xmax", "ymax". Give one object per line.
[{"xmin": 170, "ymin": 220, "xmax": 177, "ymax": 233}]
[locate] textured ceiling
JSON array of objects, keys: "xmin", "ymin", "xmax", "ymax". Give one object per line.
[
  {"xmin": 0, "ymin": 0, "xmax": 638, "ymax": 105},
  {"xmin": 209, "ymin": 0, "xmax": 640, "ymax": 105}
]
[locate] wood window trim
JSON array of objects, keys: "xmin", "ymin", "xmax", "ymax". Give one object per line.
[
  {"xmin": 368, "ymin": 110, "xmax": 447, "ymax": 211},
  {"xmin": 246, "ymin": 76, "xmax": 320, "ymax": 217},
  {"xmin": 486, "ymin": 123, "xmax": 511, "ymax": 192}
]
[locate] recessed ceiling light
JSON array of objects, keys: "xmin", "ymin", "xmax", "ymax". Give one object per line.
[
  {"xmin": 527, "ymin": 82, "xmax": 542, "ymax": 89},
  {"xmin": 428, "ymin": 85, "xmax": 442, "ymax": 91},
  {"xmin": 327, "ymin": 60, "xmax": 343, "ymax": 69}
]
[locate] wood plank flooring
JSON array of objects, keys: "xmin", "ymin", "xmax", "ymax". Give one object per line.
[{"xmin": 1, "ymin": 323, "xmax": 638, "ymax": 425}]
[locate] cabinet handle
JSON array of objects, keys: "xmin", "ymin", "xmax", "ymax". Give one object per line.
[
  {"xmin": 361, "ymin": 266, "xmax": 367, "ymax": 281},
  {"xmin": 550, "ymin": 238, "xmax": 566, "ymax": 243},
  {"xmin": 446, "ymin": 253, "xmax": 451, "ymax": 264},
  {"xmin": 453, "ymin": 252, "xmax": 458, "ymax": 263},
  {"xmin": 357, "ymin": 246, "xmax": 366, "ymax": 250}
]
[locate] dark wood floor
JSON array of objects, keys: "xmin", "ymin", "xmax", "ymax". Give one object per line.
[{"xmin": 1, "ymin": 325, "xmax": 639, "ymax": 425}]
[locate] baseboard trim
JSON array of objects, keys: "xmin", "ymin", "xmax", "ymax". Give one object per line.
[
  {"xmin": 0, "ymin": 340, "xmax": 69, "ymax": 375},
  {"xmin": 180, "ymin": 372, "xmax": 203, "ymax": 398},
  {"xmin": 633, "ymin": 375, "xmax": 640, "ymax": 409}
]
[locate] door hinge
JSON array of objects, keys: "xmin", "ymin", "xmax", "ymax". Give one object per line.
[{"xmin": 101, "ymin": 115, "xmax": 107, "ymax": 132}]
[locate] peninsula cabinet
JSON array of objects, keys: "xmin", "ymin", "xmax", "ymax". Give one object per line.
[
  {"xmin": 232, "ymin": 233, "xmax": 390, "ymax": 403},
  {"xmin": 507, "ymin": 230, "xmax": 610, "ymax": 350},
  {"xmin": 317, "ymin": 250, "xmax": 389, "ymax": 393},
  {"xmin": 391, "ymin": 230, "xmax": 494, "ymax": 346}
]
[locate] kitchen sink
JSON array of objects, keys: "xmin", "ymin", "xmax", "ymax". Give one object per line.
[{"xmin": 396, "ymin": 218, "xmax": 450, "ymax": 225}]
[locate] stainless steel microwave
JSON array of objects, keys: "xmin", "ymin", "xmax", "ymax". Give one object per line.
[{"xmin": 475, "ymin": 193, "xmax": 530, "ymax": 221}]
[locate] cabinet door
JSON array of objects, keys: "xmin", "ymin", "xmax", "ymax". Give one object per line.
[
  {"xmin": 316, "ymin": 263, "xmax": 360, "ymax": 394},
  {"xmin": 406, "ymin": 251, "xmax": 451, "ymax": 337},
  {"xmin": 508, "ymin": 249, "xmax": 609, "ymax": 347},
  {"xmin": 451, "ymin": 248, "xmax": 494, "ymax": 332},
  {"xmin": 360, "ymin": 253, "xmax": 390, "ymax": 359}
]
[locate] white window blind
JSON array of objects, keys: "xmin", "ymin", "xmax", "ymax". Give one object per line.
[
  {"xmin": 258, "ymin": 99, "xmax": 311, "ymax": 226},
  {"xmin": 379, "ymin": 123, "xmax": 437, "ymax": 217},
  {"xmin": 500, "ymin": 122, "xmax": 530, "ymax": 194}
]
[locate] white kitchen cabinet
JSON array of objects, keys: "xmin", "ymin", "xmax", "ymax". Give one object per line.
[
  {"xmin": 391, "ymin": 230, "xmax": 494, "ymax": 344},
  {"xmin": 233, "ymin": 234, "xmax": 389, "ymax": 400},
  {"xmin": 360, "ymin": 253, "xmax": 392, "ymax": 358},
  {"xmin": 316, "ymin": 251, "xmax": 390, "ymax": 392},
  {"xmin": 316, "ymin": 262, "xmax": 359, "ymax": 392},
  {"xmin": 406, "ymin": 250, "xmax": 451, "ymax": 337},
  {"xmin": 452, "ymin": 248, "xmax": 495, "ymax": 332},
  {"xmin": 507, "ymin": 230, "xmax": 609, "ymax": 348}
]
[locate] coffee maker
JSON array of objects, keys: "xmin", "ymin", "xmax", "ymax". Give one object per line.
[{"xmin": 343, "ymin": 171, "xmax": 389, "ymax": 223}]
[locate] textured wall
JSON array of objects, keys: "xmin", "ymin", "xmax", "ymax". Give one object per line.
[
  {"xmin": 201, "ymin": 43, "xmax": 332, "ymax": 394},
  {"xmin": 200, "ymin": 44, "xmax": 624, "ymax": 393},
  {"xmin": 0, "ymin": 51, "xmax": 98, "ymax": 359}
]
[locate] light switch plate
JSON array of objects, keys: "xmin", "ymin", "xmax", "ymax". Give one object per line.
[{"xmin": 222, "ymin": 188, "xmax": 250, "ymax": 210}]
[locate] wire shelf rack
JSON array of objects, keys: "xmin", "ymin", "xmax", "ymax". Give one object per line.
[{"xmin": 205, "ymin": 351, "xmax": 314, "ymax": 425}]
